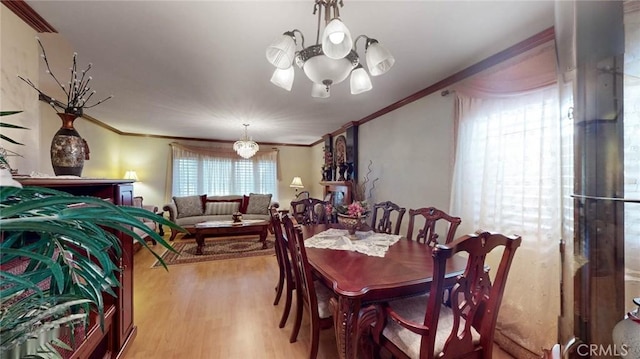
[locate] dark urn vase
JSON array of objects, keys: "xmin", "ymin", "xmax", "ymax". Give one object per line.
[{"xmin": 51, "ymin": 113, "xmax": 86, "ymax": 176}]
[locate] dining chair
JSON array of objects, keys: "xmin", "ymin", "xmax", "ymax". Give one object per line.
[
  {"xmin": 290, "ymin": 198, "xmax": 330, "ymax": 225},
  {"xmin": 270, "ymin": 208, "xmax": 296, "ymax": 329},
  {"xmin": 359, "ymin": 231, "xmax": 522, "ymax": 359},
  {"xmin": 405, "ymin": 207, "xmax": 461, "ymax": 246},
  {"xmin": 370, "ymin": 201, "xmax": 406, "ymax": 235},
  {"xmin": 281, "ymin": 214, "xmax": 334, "ymax": 359}
]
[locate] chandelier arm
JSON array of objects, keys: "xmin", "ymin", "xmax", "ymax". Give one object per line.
[
  {"xmin": 291, "ymin": 29, "xmax": 305, "ymax": 49},
  {"xmin": 353, "ymin": 34, "xmax": 370, "ymax": 53}
]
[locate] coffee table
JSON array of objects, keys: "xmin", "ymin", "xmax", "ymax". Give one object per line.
[{"xmin": 193, "ymin": 219, "xmax": 270, "ymax": 255}]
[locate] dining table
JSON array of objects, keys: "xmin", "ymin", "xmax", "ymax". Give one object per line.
[{"xmin": 299, "ymin": 223, "xmax": 468, "ymax": 359}]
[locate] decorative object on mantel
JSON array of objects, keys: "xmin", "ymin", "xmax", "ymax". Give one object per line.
[
  {"xmin": 18, "ymin": 37, "xmax": 112, "ymax": 177},
  {"xmin": 233, "ymin": 124, "xmax": 259, "ymax": 159},
  {"xmin": 266, "ymin": 0, "xmax": 395, "ymax": 97}
]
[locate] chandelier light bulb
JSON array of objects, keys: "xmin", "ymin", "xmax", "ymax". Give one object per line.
[
  {"xmin": 365, "ymin": 40, "xmax": 395, "ymax": 76},
  {"xmin": 329, "ymin": 32, "xmax": 345, "ymax": 44},
  {"xmin": 350, "ymin": 65, "xmax": 372, "ymax": 95},
  {"xmin": 266, "ymin": 33, "xmax": 296, "ymax": 69}
]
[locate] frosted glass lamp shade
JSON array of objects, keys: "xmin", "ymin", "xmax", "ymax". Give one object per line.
[
  {"xmin": 270, "ymin": 67, "xmax": 295, "ymax": 91},
  {"xmin": 365, "ymin": 41, "xmax": 395, "ymax": 76},
  {"xmin": 311, "ymin": 83, "xmax": 330, "ymax": 98},
  {"xmin": 302, "ymin": 54, "xmax": 354, "ymax": 86},
  {"xmin": 350, "ymin": 65, "xmax": 372, "ymax": 94},
  {"xmin": 321, "ymin": 19, "xmax": 353, "ymax": 59},
  {"xmin": 266, "ymin": 34, "xmax": 296, "ymax": 69}
]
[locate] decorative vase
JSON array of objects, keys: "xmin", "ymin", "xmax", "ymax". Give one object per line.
[
  {"xmin": 612, "ymin": 297, "xmax": 640, "ymax": 358},
  {"xmin": 337, "ymin": 214, "xmax": 366, "ymax": 239},
  {"xmin": 51, "ymin": 113, "xmax": 87, "ymax": 176}
]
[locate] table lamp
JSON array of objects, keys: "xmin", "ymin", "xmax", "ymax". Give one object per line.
[
  {"xmin": 290, "ymin": 176, "xmax": 304, "ymax": 195},
  {"xmin": 124, "ymin": 170, "xmax": 139, "ymax": 182}
]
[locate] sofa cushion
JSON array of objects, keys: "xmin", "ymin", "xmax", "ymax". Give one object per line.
[
  {"xmin": 246, "ymin": 193, "xmax": 272, "ymax": 215},
  {"xmin": 173, "ymin": 195, "xmax": 206, "ymax": 219},
  {"xmin": 205, "ymin": 201, "xmax": 240, "ymax": 215}
]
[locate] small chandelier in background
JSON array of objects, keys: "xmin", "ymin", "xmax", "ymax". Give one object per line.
[
  {"xmin": 266, "ymin": 0, "xmax": 395, "ymax": 98},
  {"xmin": 233, "ymin": 124, "xmax": 259, "ymax": 159}
]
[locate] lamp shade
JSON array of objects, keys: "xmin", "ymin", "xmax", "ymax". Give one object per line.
[
  {"xmin": 123, "ymin": 170, "xmax": 138, "ymax": 181},
  {"xmin": 321, "ymin": 19, "xmax": 353, "ymax": 59},
  {"xmin": 266, "ymin": 33, "xmax": 296, "ymax": 69},
  {"xmin": 350, "ymin": 65, "xmax": 372, "ymax": 95},
  {"xmin": 365, "ymin": 41, "xmax": 395, "ymax": 76},
  {"xmin": 302, "ymin": 51, "xmax": 354, "ymax": 86},
  {"xmin": 289, "ymin": 176, "xmax": 304, "ymax": 188},
  {"xmin": 270, "ymin": 66, "xmax": 295, "ymax": 91},
  {"xmin": 311, "ymin": 83, "xmax": 331, "ymax": 98}
]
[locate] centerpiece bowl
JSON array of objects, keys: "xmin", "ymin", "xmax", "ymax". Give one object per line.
[{"xmin": 337, "ymin": 213, "xmax": 367, "ymax": 239}]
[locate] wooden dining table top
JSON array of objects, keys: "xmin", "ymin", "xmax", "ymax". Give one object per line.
[{"xmin": 299, "ymin": 224, "xmax": 468, "ymax": 302}]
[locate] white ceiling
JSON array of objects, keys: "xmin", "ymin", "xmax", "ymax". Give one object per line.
[{"xmin": 24, "ymin": 0, "xmax": 555, "ymax": 145}]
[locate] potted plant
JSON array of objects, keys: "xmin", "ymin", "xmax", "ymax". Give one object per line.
[
  {"xmin": 0, "ymin": 111, "xmax": 29, "ymax": 173},
  {"xmin": 0, "ymin": 170, "xmax": 184, "ymax": 358}
]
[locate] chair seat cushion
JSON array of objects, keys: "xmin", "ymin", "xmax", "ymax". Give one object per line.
[
  {"xmin": 382, "ymin": 294, "xmax": 480, "ymax": 358},
  {"xmin": 315, "ymin": 281, "xmax": 334, "ymax": 319}
]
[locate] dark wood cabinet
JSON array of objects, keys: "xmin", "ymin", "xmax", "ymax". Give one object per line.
[{"xmin": 16, "ymin": 178, "xmax": 137, "ymax": 359}]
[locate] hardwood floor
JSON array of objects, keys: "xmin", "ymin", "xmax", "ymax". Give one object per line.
[{"xmin": 125, "ymin": 235, "xmax": 515, "ymax": 358}]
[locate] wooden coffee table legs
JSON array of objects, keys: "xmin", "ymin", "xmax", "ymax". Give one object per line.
[
  {"xmin": 194, "ymin": 223, "xmax": 269, "ymax": 255},
  {"xmin": 195, "ymin": 231, "xmax": 206, "ymax": 255}
]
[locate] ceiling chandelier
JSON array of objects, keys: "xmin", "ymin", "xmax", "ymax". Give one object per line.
[
  {"xmin": 266, "ymin": 0, "xmax": 395, "ymax": 98},
  {"xmin": 233, "ymin": 124, "xmax": 259, "ymax": 159}
]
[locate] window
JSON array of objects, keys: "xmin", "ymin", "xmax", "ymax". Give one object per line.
[{"xmin": 171, "ymin": 144, "xmax": 278, "ymax": 199}]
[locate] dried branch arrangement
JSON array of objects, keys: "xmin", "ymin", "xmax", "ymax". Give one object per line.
[
  {"xmin": 18, "ymin": 37, "xmax": 112, "ymax": 117},
  {"xmin": 354, "ymin": 160, "xmax": 379, "ymax": 202}
]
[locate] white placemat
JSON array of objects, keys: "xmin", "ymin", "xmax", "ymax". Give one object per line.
[{"xmin": 305, "ymin": 228, "xmax": 401, "ymax": 257}]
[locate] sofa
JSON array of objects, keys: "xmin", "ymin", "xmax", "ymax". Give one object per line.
[
  {"xmin": 163, "ymin": 193, "xmax": 279, "ymax": 241},
  {"xmin": 132, "ymin": 196, "xmax": 159, "ymax": 245}
]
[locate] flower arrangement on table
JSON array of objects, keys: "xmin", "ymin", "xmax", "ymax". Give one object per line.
[
  {"xmin": 326, "ymin": 200, "xmax": 370, "ymax": 218},
  {"xmin": 326, "ymin": 201, "xmax": 370, "ymax": 238}
]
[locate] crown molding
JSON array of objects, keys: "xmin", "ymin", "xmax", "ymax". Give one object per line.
[{"xmin": 2, "ymin": 0, "xmax": 57, "ymax": 33}]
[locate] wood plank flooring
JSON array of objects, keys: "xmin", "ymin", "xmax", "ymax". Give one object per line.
[{"xmin": 125, "ymin": 235, "xmax": 515, "ymax": 358}]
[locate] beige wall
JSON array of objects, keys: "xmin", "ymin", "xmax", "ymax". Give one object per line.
[
  {"xmin": 359, "ymin": 93, "xmax": 455, "ymax": 235},
  {"xmin": 0, "ymin": 7, "xmax": 40, "ymax": 174}
]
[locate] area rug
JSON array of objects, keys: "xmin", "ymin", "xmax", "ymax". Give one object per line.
[{"xmin": 152, "ymin": 235, "xmax": 275, "ymax": 268}]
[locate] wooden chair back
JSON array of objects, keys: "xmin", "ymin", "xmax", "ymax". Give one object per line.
[
  {"xmin": 290, "ymin": 198, "xmax": 329, "ymax": 225},
  {"xmin": 370, "ymin": 201, "xmax": 406, "ymax": 235},
  {"xmin": 406, "ymin": 207, "xmax": 461, "ymax": 246},
  {"xmin": 269, "ymin": 207, "xmax": 296, "ymax": 328},
  {"xmin": 281, "ymin": 214, "xmax": 333, "ymax": 359},
  {"xmin": 366, "ymin": 231, "xmax": 522, "ymax": 359}
]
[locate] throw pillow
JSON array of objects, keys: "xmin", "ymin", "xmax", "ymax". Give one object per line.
[
  {"xmin": 240, "ymin": 195, "xmax": 250, "ymax": 214},
  {"xmin": 205, "ymin": 201, "xmax": 241, "ymax": 215},
  {"xmin": 246, "ymin": 193, "xmax": 272, "ymax": 215},
  {"xmin": 173, "ymin": 195, "xmax": 206, "ymax": 219}
]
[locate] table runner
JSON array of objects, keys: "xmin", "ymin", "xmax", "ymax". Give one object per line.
[{"xmin": 305, "ymin": 228, "xmax": 401, "ymax": 257}]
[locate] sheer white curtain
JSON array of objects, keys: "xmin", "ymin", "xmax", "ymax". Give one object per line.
[
  {"xmin": 170, "ymin": 143, "xmax": 278, "ymax": 199},
  {"xmin": 450, "ymin": 42, "xmax": 563, "ymax": 358}
]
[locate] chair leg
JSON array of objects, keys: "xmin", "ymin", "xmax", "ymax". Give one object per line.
[
  {"xmin": 169, "ymin": 228, "xmax": 178, "ymax": 241},
  {"xmin": 273, "ymin": 266, "xmax": 285, "ymax": 305},
  {"xmin": 309, "ymin": 318, "xmax": 321, "ymax": 359},
  {"xmin": 279, "ymin": 285, "xmax": 293, "ymax": 328},
  {"xmin": 289, "ymin": 291, "xmax": 303, "ymax": 343}
]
